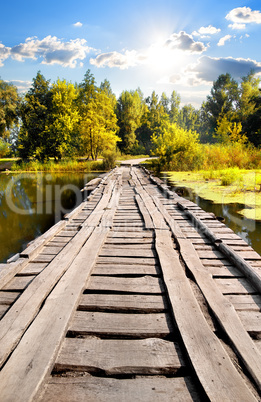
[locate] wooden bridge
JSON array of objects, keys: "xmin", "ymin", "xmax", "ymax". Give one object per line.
[{"xmin": 0, "ymin": 165, "xmax": 260, "ymax": 401}]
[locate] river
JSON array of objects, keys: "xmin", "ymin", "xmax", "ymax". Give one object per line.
[
  {"xmin": 161, "ymin": 174, "xmax": 261, "ymax": 256},
  {"xmin": 0, "ymin": 172, "xmax": 100, "ymax": 263}
]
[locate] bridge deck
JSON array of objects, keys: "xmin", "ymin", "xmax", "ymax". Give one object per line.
[{"xmin": 0, "ymin": 165, "xmax": 260, "ymax": 401}]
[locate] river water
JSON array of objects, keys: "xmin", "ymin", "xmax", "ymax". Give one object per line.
[
  {"xmin": 161, "ymin": 174, "xmax": 261, "ymax": 256},
  {"xmin": 0, "ymin": 172, "xmax": 100, "ymax": 263}
]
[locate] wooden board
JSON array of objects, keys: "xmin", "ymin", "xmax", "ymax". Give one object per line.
[
  {"xmin": 97, "ymin": 257, "xmax": 158, "ymax": 265},
  {"xmin": 154, "ymin": 228, "xmax": 257, "ymax": 401},
  {"xmin": 55, "ymin": 337, "xmax": 184, "ymax": 375},
  {"xmin": 0, "ymin": 291, "xmax": 20, "ymax": 305},
  {"xmin": 2, "ymin": 276, "xmax": 35, "ymax": 291},
  {"xmin": 0, "ymin": 225, "xmax": 111, "ymax": 402},
  {"xmin": 93, "ymin": 264, "xmax": 160, "ymax": 276},
  {"xmin": 98, "ymin": 248, "xmax": 156, "ymax": 258},
  {"xmin": 238, "ymin": 311, "xmax": 261, "ymax": 338},
  {"xmin": 78, "ymin": 293, "xmax": 167, "ymax": 312},
  {"xmin": 68, "ymin": 311, "xmax": 173, "ymax": 338},
  {"xmin": 87, "ymin": 276, "xmax": 164, "ymax": 294},
  {"xmin": 19, "ymin": 263, "xmax": 48, "ymax": 275},
  {"xmin": 38, "ymin": 376, "xmax": 198, "ymax": 402},
  {"xmin": 215, "ymin": 278, "xmax": 257, "ymax": 294},
  {"xmin": 226, "ymin": 295, "xmax": 261, "ymax": 311}
]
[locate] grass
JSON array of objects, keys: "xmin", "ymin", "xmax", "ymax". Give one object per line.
[
  {"xmin": 10, "ymin": 159, "xmax": 105, "ymax": 172},
  {"xmin": 166, "ymin": 168, "xmax": 261, "ymax": 220}
]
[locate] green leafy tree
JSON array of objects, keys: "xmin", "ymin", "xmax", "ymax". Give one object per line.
[
  {"xmin": 0, "ymin": 79, "xmax": 20, "ymax": 139},
  {"xmin": 201, "ymin": 73, "xmax": 239, "ymax": 137},
  {"xmin": 117, "ymin": 90, "xmax": 143, "ymax": 153},
  {"xmin": 169, "ymin": 90, "xmax": 181, "ymax": 123},
  {"xmin": 79, "ymin": 89, "xmax": 120, "ymax": 160},
  {"xmin": 178, "ymin": 104, "xmax": 200, "ymax": 132},
  {"xmin": 237, "ymin": 72, "xmax": 261, "ymax": 146},
  {"xmin": 18, "ymin": 72, "xmax": 51, "ymax": 160},
  {"xmin": 47, "ymin": 79, "xmax": 80, "ymax": 159},
  {"xmin": 152, "ymin": 121, "xmax": 202, "ymax": 170}
]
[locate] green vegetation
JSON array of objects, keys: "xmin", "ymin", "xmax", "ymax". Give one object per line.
[
  {"xmin": 0, "ymin": 69, "xmax": 261, "ymax": 174},
  {"xmin": 166, "ymin": 169, "xmax": 261, "ymax": 220}
]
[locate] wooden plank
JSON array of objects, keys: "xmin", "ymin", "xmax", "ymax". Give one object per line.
[
  {"xmin": 2, "ymin": 276, "xmax": 35, "ymax": 291},
  {"xmin": 135, "ymin": 194, "xmax": 154, "ymax": 229},
  {"xmin": 20, "ymin": 220, "xmax": 66, "ymax": 259},
  {"xmin": 108, "ymin": 231, "xmax": 153, "ymax": 238},
  {"xmin": 238, "ymin": 311, "xmax": 261, "ymax": 338},
  {"xmin": 41, "ymin": 246, "xmax": 64, "ymax": 255},
  {"xmin": 19, "ymin": 263, "xmax": 48, "ymax": 275},
  {"xmin": 55, "ymin": 337, "xmax": 184, "ymax": 375},
  {"xmin": 39, "ymin": 376, "xmax": 197, "ymax": 402},
  {"xmin": 215, "ymin": 278, "xmax": 257, "ymax": 294},
  {"xmin": 0, "ymin": 258, "xmax": 28, "ymax": 290},
  {"xmin": 0, "ymin": 291, "xmax": 20, "ymax": 305},
  {"xmin": 97, "ymin": 257, "xmax": 157, "ymax": 265},
  {"xmin": 78, "ymin": 293, "xmax": 167, "ymax": 312},
  {"xmin": 98, "ymin": 248, "xmax": 156, "ymax": 258},
  {"xmin": 93, "ymin": 264, "xmax": 160, "ymax": 276},
  {"xmin": 87, "ymin": 276, "xmax": 164, "ymax": 294},
  {"xmin": 207, "ymin": 265, "xmax": 243, "ymax": 277},
  {"xmin": 226, "ymin": 295, "xmax": 261, "ymax": 311},
  {"xmin": 155, "ymin": 229, "xmax": 257, "ymax": 401},
  {"xmin": 69, "ymin": 311, "xmax": 173, "ymax": 338},
  {"xmin": 0, "ymin": 225, "xmax": 111, "ymax": 402}
]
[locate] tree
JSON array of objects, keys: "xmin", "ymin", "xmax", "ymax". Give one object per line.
[
  {"xmin": 18, "ymin": 71, "xmax": 51, "ymax": 160},
  {"xmin": 47, "ymin": 79, "xmax": 80, "ymax": 159},
  {"xmin": 0, "ymin": 79, "xmax": 20, "ymax": 139},
  {"xmin": 237, "ymin": 72, "xmax": 261, "ymax": 146},
  {"xmin": 79, "ymin": 89, "xmax": 120, "ymax": 160},
  {"xmin": 151, "ymin": 121, "xmax": 202, "ymax": 170},
  {"xmin": 202, "ymin": 73, "xmax": 239, "ymax": 137},
  {"xmin": 178, "ymin": 104, "xmax": 200, "ymax": 132},
  {"xmin": 169, "ymin": 90, "xmax": 181, "ymax": 123},
  {"xmin": 117, "ymin": 90, "xmax": 143, "ymax": 153}
]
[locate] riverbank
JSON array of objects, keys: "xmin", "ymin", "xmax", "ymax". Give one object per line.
[{"xmin": 165, "ymin": 168, "xmax": 261, "ymax": 221}]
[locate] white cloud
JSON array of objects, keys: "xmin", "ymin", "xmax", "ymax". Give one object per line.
[
  {"xmin": 186, "ymin": 56, "xmax": 261, "ymax": 84},
  {"xmin": 0, "ymin": 43, "xmax": 11, "ymax": 67},
  {"xmin": 217, "ymin": 35, "xmax": 232, "ymax": 46},
  {"xmin": 90, "ymin": 50, "xmax": 142, "ymax": 69},
  {"xmin": 8, "ymin": 80, "xmax": 32, "ymax": 93},
  {"xmin": 193, "ymin": 25, "xmax": 221, "ymax": 36},
  {"xmin": 226, "ymin": 7, "xmax": 261, "ymax": 24},
  {"xmin": 10, "ymin": 36, "xmax": 93, "ymax": 67},
  {"xmin": 73, "ymin": 22, "xmax": 83, "ymax": 27},
  {"xmin": 228, "ymin": 23, "xmax": 246, "ymax": 30},
  {"xmin": 165, "ymin": 31, "xmax": 207, "ymax": 53}
]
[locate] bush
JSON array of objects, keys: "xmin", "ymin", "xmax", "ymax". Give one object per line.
[
  {"xmin": 102, "ymin": 150, "xmax": 119, "ymax": 170},
  {"xmin": 219, "ymin": 168, "xmax": 243, "ymax": 186}
]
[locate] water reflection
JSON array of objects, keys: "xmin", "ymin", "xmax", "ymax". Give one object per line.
[
  {"xmin": 0, "ymin": 172, "xmax": 100, "ymax": 263},
  {"xmin": 161, "ymin": 175, "xmax": 261, "ymax": 256}
]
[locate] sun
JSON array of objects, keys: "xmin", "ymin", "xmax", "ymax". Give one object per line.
[{"xmin": 146, "ymin": 40, "xmax": 184, "ymax": 73}]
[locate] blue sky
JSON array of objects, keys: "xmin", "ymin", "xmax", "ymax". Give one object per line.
[{"xmin": 1, "ymin": 0, "xmax": 261, "ymax": 107}]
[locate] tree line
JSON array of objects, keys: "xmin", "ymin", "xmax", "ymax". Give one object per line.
[{"xmin": 0, "ymin": 69, "xmax": 260, "ymax": 161}]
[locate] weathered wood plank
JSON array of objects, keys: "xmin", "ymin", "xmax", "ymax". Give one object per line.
[
  {"xmin": 97, "ymin": 257, "xmax": 157, "ymax": 265},
  {"xmin": 78, "ymin": 293, "xmax": 167, "ymax": 312},
  {"xmin": 227, "ymin": 295, "xmax": 261, "ymax": 311},
  {"xmin": 19, "ymin": 263, "xmax": 48, "ymax": 275},
  {"xmin": 87, "ymin": 276, "xmax": 164, "ymax": 294},
  {"xmin": 215, "ymin": 278, "xmax": 257, "ymax": 294},
  {"xmin": 93, "ymin": 264, "xmax": 160, "ymax": 276},
  {"xmin": 2, "ymin": 276, "xmax": 35, "ymax": 291},
  {"xmin": 155, "ymin": 229, "xmax": 257, "ymax": 401},
  {"xmin": 0, "ymin": 291, "xmax": 20, "ymax": 305},
  {"xmin": 69, "ymin": 311, "xmax": 173, "ymax": 338},
  {"xmin": 238, "ymin": 311, "xmax": 261, "ymax": 338},
  {"xmin": 55, "ymin": 337, "xmax": 184, "ymax": 375},
  {"xmin": 38, "ymin": 376, "xmax": 197, "ymax": 402},
  {"xmin": 0, "ymin": 225, "xmax": 111, "ymax": 402},
  {"xmin": 98, "ymin": 248, "xmax": 156, "ymax": 258}
]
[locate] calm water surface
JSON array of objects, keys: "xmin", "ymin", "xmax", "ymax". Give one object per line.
[
  {"xmin": 161, "ymin": 174, "xmax": 261, "ymax": 256},
  {"xmin": 0, "ymin": 172, "xmax": 100, "ymax": 263}
]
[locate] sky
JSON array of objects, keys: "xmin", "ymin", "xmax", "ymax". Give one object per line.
[{"xmin": 1, "ymin": 0, "xmax": 261, "ymax": 108}]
